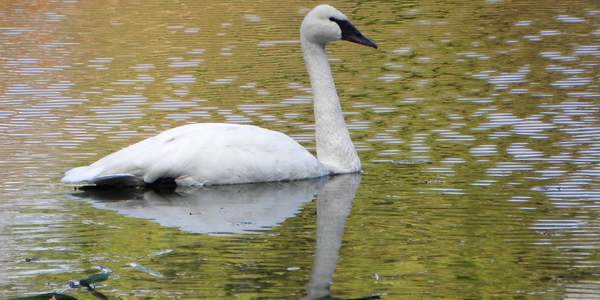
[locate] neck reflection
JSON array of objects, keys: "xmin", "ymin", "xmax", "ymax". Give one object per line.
[{"xmin": 308, "ymin": 174, "xmax": 361, "ymax": 300}]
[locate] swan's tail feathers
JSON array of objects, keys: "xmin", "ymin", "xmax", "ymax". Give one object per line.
[
  {"xmin": 62, "ymin": 166, "xmax": 103, "ymax": 184},
  {"xmin": 62, "ymin": 167, "xmax": 141, "ymax": 187}
]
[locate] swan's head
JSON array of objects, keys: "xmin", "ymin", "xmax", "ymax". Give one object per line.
[{"xmin": 301, "ymin": 4, "xmax": 378, "ymax": 49}]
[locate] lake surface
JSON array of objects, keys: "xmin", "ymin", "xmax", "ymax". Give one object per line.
[{"xmin": 1, "ymin": 0, "xmax": 600, "ymax": 298}]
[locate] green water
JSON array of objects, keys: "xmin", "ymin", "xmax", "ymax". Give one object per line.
[{"xmin": 1, "ymin": 0, "xmax": 600, "ymax": 299}]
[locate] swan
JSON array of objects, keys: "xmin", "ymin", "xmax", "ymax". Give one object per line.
[{"xmin": 62, "ymin": 4, "xmax": 377, "ymax": 187}]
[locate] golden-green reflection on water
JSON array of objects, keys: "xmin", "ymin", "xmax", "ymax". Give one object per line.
[{"xmin": 1, "ymin": 0, "xmax": 600, "ymax": 298}]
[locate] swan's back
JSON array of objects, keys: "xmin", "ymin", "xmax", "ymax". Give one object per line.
[{"xmin": 63, "ymin": 123, "xmax": 328, "ymax": 186}]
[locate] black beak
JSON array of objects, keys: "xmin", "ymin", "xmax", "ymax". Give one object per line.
[{"xmin": 330, "ymin": 17, "xmax": 378, "ymax": 49}]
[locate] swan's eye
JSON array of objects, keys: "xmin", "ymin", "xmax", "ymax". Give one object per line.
[
  {"xmin": 329, "ymin": 17, "xmax": 355, "ymax": 33},
  {"xmin": 329, "ymin": 17, "xmax": 353, "ymax": 35},
  {"xmin": 329, "ymin": 17, "xmax": 345, "ymax": 25},
  {"xmin": 328, "ymin": 16, "xmax": 378, "ymax": 49}
]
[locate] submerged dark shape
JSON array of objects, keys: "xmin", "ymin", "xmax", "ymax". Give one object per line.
[
  {"xmin": 78, "ymin": 269, "xmax": 112, "ymax": 289},
  {"xmin": 11, "ymin": 267, "xmax": 111, "ymax": 300},
  {"xmin": 10, "ymin": 293, "xmax": 78, "ymax": 300}
]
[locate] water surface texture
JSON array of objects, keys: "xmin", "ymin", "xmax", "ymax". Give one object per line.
[{"xmin": 2, "ymin": 0, "xmax": 600, "ymax": 298}]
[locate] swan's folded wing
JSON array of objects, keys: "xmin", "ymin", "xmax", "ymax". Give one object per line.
[{"xmin": 61, "ymin": 127, "xmax": 192, "ymax": 184}]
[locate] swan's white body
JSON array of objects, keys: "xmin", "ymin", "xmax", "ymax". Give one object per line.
[
  {"xmin": 62, "ymin": 5, "xmax": 375, "ymax": 187},
  {"xmin": 63, "ymin": 124, "xmax": 328, "ymax": 186}
]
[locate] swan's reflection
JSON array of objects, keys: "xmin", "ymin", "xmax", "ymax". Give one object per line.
[
  {"xmin": 73, "ymin": 174, "xmax": 371, "ymax": 299},
  {"xmin": 73, "ymin": 178, "xmax": 327, "ymax": 235},
  {"xmin": 307, "ymin": 174, "xmax": 370, "ymax": 300}
]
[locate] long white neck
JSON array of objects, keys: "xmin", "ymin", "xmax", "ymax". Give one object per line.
[{"xmin": 301, "ymin": 38, "xmax": 361, "ymax": 174}]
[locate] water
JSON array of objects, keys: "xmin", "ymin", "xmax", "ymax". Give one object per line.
[{"xmin": 1, "ymin": 0, "xmax": 600, "ymax": 298}]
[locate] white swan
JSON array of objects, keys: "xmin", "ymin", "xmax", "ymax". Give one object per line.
[{"xmin": 62, "ymin": 4, "xmax": 377, "ymax": 187}]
